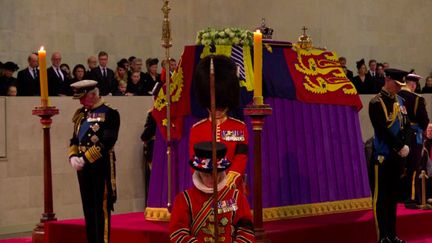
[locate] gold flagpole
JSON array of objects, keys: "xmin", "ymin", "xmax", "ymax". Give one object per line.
[
  {"xmin": 209, "ymin": 57, "xmax": 219, "ymax": 241},
  {"xmin": 161, "ymin": 0, "xmax": 173, "ymax": 210}
]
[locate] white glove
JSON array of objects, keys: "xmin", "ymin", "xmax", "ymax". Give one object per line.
[
  {"xmin": 69, "ymin": 156, "xmax": 84, "ymax": 171},
  {"xmin": 398, "ymin": 145, "xmax": 410, "ymax": 158}
]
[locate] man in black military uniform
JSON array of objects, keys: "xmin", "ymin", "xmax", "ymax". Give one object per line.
[
  {"xmin": 369, "ymin": 68, "xmax": 411, "ymax": 243},
  {"xmin": 68, "ymin": 80, "xmax": 120, "ymax": 243},
  {"xmin": 398, "ymin": 73, "xmax": 430, "ymax": 208}
]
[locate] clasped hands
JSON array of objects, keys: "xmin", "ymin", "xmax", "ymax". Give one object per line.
[
  {"xmin": 69, "ymin": 156, "xmax": 85, "ymax": 170},
  {"xmin": 398, "ymin": 145, "xmax": 410, "ymax": 158}
]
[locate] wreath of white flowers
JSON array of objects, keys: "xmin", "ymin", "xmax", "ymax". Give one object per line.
[{"xmin": 196, "ymin": 27, "xmax": 253, "ymax": 46}]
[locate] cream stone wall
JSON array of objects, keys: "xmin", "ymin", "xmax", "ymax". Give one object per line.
[
  {"xmin": 0, "ymin": 96, "xmax": 152, "ymax": 234},
  {"xmin": 1, "ymin": 0, "xmax": 431, "ymax": 80}
]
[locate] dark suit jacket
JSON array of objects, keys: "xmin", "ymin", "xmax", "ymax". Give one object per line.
[
  {"xmin": 87, "ymin": 66, "xmax": 115, "ymax": 96},
  {"xmin": 17, "ymin": 68, "xmax": 40, "ymax": 96},
  {"xmin": 47, "ymin": 66, "xmax": 70, "ymax": 96}
]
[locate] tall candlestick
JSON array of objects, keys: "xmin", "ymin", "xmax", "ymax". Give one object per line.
[
  {"xmin": 38, "ymin": 47, "xmax": 49, "ymax": 107},
  {"xmin": 253, "ymin": 30, "xmax": 263, "ymax": 105}
]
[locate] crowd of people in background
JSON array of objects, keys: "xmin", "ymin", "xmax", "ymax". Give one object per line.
[
  {"xmin": 1, "ymin": 51, "xmax": 432, "ymax": 97},
  {"xmin": 339, "ymin": 56, "xmax": 432, "ymax": 94},
  {"xmin": 0, "ymin": 51, "xmax": 177, "ymax": 97}
]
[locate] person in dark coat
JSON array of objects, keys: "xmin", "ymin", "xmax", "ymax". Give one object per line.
[
  {"xmin": 140, "ymin": 110, "xmax": 156, "ymax": 206},
  {"xmin": 0, "ymin": 61, "xmax": 19, "ymax": 96},
  {"xmin": 17, "ymin": 53, "xmax": 40, "ymax": 96},
  {"xmin": 47, "ymin": 52, "xmax": 70, "ymax": 96},
  {"xmin": 352, "ymin": 59, "xmax": 374, "ymax": 94},
  {"xmin": 422, "ymin": 76, "xmax": 432, "ymax": 93},
  {"xmin": 68, "ymin": 80, "xmax": 120, "ymax": 243},
  {"xmin": 142, "ymin": 58, "xmax": 160, "ymax": 95},
  {"xmin": 87, "ymin": 51, "xmax": 116, "ymax": 96},
  {"xmin": 369, "ymin": 68, "xmax": 411, "ymax": 243},
  {"xmin": 398, "ymin": 73, "xmax": 430, "ymax": 207}
]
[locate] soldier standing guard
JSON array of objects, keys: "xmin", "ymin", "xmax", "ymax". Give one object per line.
[
  {"xmin": 68, "ymin": 80, "xmax": 120, "ymax": 243},
  {"xmin": 369, "ymin": 69, "xmax": 411, "ymax": 243},
  {"xmin": 169, "ymin": 142, "xmax": 254, "ymax": 242},
  {"xmin": 189, "ymin": 55, "xmax": 249, "ymax": 191},
  {"xmin": 397, "ymin": 73, "xmax": 430, "ymax": 208}
]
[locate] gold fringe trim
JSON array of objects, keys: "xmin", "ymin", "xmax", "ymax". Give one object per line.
[
  {"xmin": 262, "ymin": 197, "xmax": 372, "ymax": 221},
  {"xmin": 145, "ymin": 207, "xmax": 171, "ymax": 221},
  {"xmin": 144, "ymin": 197, "xmax": 372, "ymax": 222}
]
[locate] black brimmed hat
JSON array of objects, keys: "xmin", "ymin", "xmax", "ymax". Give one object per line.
[
  {"xmin": 384, "ymin": 68, "xmax": 409, "ymax": 86},
  {"xmin": 406, "ymin": 73, "xmax": 422, "ymax": 82},
  {"xmin": 70, "ymin": 80, "xmax": 98, "ymax": 99},
  {"xmin": 2, "ymin": 61, "xmax": 19, "ymax": 71},
  {"xmin": 189, "ymin": 141, "xmax": 231, "ymax": 173}
]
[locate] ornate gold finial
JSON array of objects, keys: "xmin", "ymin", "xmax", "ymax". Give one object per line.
[
  {"xmin": 297, "ymin": 26, "xmax": 313, "ymax": 49},
  {"xmin": 161, "ymin": 0, "xmax": 172, "ymax": 48}
]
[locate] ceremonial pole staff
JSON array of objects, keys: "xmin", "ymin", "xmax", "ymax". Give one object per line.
[
  {"xmin": 161, "ymin": 0, "xmax": 173, "ymax": 210},
  {"xmin": 209, "ymin": 57, "xmax": 219, "ymax": 241}
]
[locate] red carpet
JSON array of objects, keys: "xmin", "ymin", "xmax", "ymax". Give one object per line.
[
  {"xmin": 0, "ymin": 239, "xmax": 31, "ymax": 243},
  {"xmin": 41, "ymin": 205, "xmax": 432, "ymax": 243}
]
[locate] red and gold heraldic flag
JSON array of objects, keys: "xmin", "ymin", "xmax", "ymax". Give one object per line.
[
  {"xmin": 284, "ymin": 47, "xmax": 362, "ymax": 110},
  {"xmin": 152, "ymin": 46, "xmax": 196, "ymax": 140}
]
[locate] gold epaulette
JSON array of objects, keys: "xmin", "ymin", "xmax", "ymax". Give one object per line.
[
  {"xmin": 104, "ymin": 102, "xmax": 117, "ymax": 110},
  {"xmin": 192, "ymin": 118, "xmax": 209, "ymax": 128},
  {"xmin": 72, "ymin": 108, "xmax": 84, "ymax": 123},
  {"xmin": 228, "ymin": 117, "xmax": 245, "ymax": 125},
  {"xmin": 369, "ymin": 94, "xmax": 382, "ymax": 105}
]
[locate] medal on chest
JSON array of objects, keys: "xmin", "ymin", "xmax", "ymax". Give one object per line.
[
  {"xmin": 221, "ymin": 130, "xmax": 245, "ymax": 142},
  {"xmin": 87, "ymin": 113, "xmax": 105, "ymax": 122}
]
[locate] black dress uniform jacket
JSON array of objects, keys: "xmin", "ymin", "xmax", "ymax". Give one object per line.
[
  {"xmin": 369, "ymin": 88, "xmax": 410, "ymax": 241},
  {"xmin": 69, "ymin": 100, "xmax": 120, "ymax": 243},
  {"xmin": 398, "ymin": 88, "xmax": 430, "ymax": 203}
]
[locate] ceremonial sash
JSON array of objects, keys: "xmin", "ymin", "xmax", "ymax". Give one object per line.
[
  {"xmin": 188, "ymin": 186, "xmax": 232, "ymax": 236},
  {"xmin": 78, "ymin": 105, "xmax": 109, "ymax": 142}
]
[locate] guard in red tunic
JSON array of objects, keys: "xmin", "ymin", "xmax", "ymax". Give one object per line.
[
  {"xmin": 169, "ymin": 141, "xmax": 255, "ymax": 243},
  {"xmin": 189, "ymin": 55, "xmax": 248, "ymax": 190}
]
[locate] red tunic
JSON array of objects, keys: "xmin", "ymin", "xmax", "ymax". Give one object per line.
[
  {"xmin": 169, "ymin": 186, "xmax": 255, "ymax": 243},
  {"xmin": 189, "ymin": 117, "xmax": 248, "ymax": 187}
]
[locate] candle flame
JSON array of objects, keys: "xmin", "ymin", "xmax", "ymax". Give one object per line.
[
  {"xmin": 255, "ymin": 29, "xmax": 261, "ymax": 34},
  {"xmin": 39, "ymin": 46, "xmax": 45, "ymax": 51}
]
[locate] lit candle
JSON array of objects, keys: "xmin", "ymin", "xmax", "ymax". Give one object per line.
[
  {"xmin": 38, "ymin": 46, "xmax": 49, "ymax": 107},
  {"xmin": 253, "ymin": 30, "xmax": 263, "ymax": 105}
]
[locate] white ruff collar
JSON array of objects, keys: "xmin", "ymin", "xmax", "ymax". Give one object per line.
[{"xmin": 193, "ymin": 171, "xmax": 227, "ymax": 194}]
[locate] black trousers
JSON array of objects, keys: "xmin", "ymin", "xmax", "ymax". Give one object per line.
[
  {"xmin": 78, "ymin": 167, "xmax": 111, "ymax": 243},
  {"xmin": 401, "ymin": 142, "xmax": 423, "ymax": 202},
  {"xmin": 371, "ymin": 154, "xmax": 404, "ymax": 240}
]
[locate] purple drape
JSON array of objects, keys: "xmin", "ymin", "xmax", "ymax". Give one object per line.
[{"xmin": 147, "ymin": 98, "xmax": 370, "ymax": 208}]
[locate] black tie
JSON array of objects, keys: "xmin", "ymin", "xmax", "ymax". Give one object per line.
[
  {"xmin": 103, "ymin": 68, "xmax": 107, "ymax": 78},
  {"xmin": 56, "ymin": 68, "xmax": 63, "ymax": 81},
  {"xmin": 33, "ymin": 69, "xmax": 38, "ymax": 79}
]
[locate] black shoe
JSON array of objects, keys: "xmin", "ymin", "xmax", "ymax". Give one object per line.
[
  {"xmin": 378, "ymin": 237, "xmax": 392, "ymax": 243},
  {"xmin": 404, "ymin": 201, "xmax": 419, "ymax": 209},
  {"xmin": 390, "ymin": 236, "xmax": 407, "ymax": 243}
]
